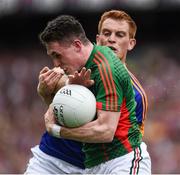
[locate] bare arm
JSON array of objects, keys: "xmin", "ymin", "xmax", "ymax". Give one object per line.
[{"xmin": 45, "ymin": 107, "xmax": 120, "ymax": 143}]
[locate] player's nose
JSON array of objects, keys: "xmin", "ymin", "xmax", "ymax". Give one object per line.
[
  {"xmin": 53, "ymin": 59, "xmax": 62, "ymax": 68},
  {"xmin": 108, "ymin": 34, "xmax": 116, "ymax": 43}
]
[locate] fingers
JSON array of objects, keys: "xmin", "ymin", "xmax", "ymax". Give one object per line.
[
  {"xmin": 42, "ymin": 72, "xmax": 62, "ymax": 91},
  {"xmin": 47, "ymin": 71, "xmax": 61, "ymax": 81},
  {"xmin": 40, "ymin": 66, "xmax": 50, "ymax": 74},
  {"xmin": 39, "ymin": 67, "xmax": 63, "ymax": 83},
  {"xmin": 76, "ymin": 67, "xmax": 90, "ymax": 79},
  {"xmin": 39, "ymin": 69, "xmax": 53, "ymax": 81},
  {"xmin": 53, "ymin": 67, "xmax": 65, "ymax": 75},
  {"xmin": 79, "ymin": 67, "xmax": 86, "ymax": 77},
  {"xmin": 80, "ymin": 68, "xmax": 92, "ymax": 82},
  {"xmin": 74, "ymin": 71, "xmax": 79, "ymax": 78},
  {"xmin": 85, "ymin": 79, "xmax": 94, "ymax": 87},
  {"xmin": 38, "ymin": 69, "xmax": 62, "ymax": 95},
  {"xmin": 84, "ymin": 69, "xmax": 91, "ymax": 80},
  {"xmin": 68, "ymin": 75, "xmax": 74, "ymax": 79},
  {"xmin": 67, "ymin": 67, "xmax": 94, "ymax": 87},
  {"xmin": 50, "ymin": 74, "xmax": 63, "ymax": 87}
]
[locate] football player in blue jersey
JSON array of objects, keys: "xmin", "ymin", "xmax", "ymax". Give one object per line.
[
  {"xmin": 25, "ymin": 10, "xmax": 150, "ymax": 174},
  {"xmin": 96, "ymin": 10, "xmax": 148, "ymax": 137}
]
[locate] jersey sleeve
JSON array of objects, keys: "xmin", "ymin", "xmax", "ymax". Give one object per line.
[{"xmin": 92, "ymin": 50, "xmax": 123, "ymax": 112}]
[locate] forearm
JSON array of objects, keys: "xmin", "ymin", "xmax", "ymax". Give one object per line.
[
  {"xmin": 60, "ymin": 119, "xmax": 113, "ymax": 143},
  {"xmin": 45, "ymin": 108, "xmax": 120, "ymax": 143},
  {"xmin": 37, "ymin": 84, "xmax": 53, "ymax": 105}
]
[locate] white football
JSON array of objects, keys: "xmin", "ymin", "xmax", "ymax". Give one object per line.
[{"xmin": 52, "ymin": 84, "xmax": 96, "ymax": 128}]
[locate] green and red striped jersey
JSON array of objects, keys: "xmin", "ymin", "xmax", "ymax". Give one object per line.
[{"xmin": 83, "ymin": 44, "xmax": 142, "ymax": 168}]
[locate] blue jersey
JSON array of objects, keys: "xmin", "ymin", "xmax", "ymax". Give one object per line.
[
  {"xmin": 128, "ymin": 70, "xmax": 148, "ymax": 136},
  {"xmin": 39, "ymin": 132, "xmax": 85, "ymax": 168},
  {"xmin": 39, "ymin": 68, "xmax": 147, "ymax": 168}
]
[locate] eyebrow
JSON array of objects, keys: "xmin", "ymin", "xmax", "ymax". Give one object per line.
[
  {"xmin": 102, "ymin": 28, "xmax": 126, "ymax": 33},
  {"xmin": 101, "ymin": 28, "xmax": 111, "ymax": 32}
]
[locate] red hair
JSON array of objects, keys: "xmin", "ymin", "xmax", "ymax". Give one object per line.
[{"xmin": 98, "ymin": 10, "xmax": 137, "ymax": 38}]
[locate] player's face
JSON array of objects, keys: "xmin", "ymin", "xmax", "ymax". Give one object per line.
[
  {"xmin": 46, "ymin": 41, "xmax": 83, "ymax": 75},
  {"xmin": 96, "ymin": 18, "xmax": 136, "ymax": 63}
]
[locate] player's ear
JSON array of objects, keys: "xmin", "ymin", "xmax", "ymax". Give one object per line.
[
  {"xmin": 128, "ymin": 38, "xmax": 136, "ymax": 51},
  {"xmin": 96, "ymin": 34, "xmax": 100, "ymax": 45},
  {"xmin": 72, "ymin": 39, "xmax": 81, "ymax": 52}
]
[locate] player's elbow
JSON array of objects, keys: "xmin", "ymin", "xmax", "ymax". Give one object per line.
[
  {"xmin": 104, "ymin": 127, "xmax": 115, "ymax": 142},
  {"xmin": 95, "ymin": 124, "xmax": 115, "ymax": 143},
  {"xmin": 103, "ymin": 134, "xmax": 114, "ymax": 142}
]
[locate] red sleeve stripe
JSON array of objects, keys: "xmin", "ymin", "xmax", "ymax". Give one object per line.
[
  {"xmin": 93, "ymin": 52, "xmax": 118, "ymax": 111},
  {"xmin": 96, "ymin": 102, "xmax": 103, "ymax": 109},
  {"xmin": 97, "ymin": 51, "xmax": 118, "ymax": 111},
  {"xmin": 94, "ymin": 54, "xmax": 113, "ymax": 110},
  {"xmin": 93, "ymin": 58, "xmax": 110, "ymax": 110}
]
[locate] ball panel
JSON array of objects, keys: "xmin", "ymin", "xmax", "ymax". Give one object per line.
[
  {"xmin": 75, "ymin": 99, "xmax": 96, "ymax": 125},
  {"xmin": 53, "ymin": 104, "xmax": 65, "ymax": 126},
  {"xmin": 53, "ymin": 103, "xmax": 79, "ymax": 127},
  {"xmin": 52, "ymin": 85, "xmax": 96, "ymax": 128}
]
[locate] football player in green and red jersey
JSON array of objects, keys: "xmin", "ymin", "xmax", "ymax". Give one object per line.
[{"xmin": 42, "ymin": 14, "xmax": 151, "ymax": 174}]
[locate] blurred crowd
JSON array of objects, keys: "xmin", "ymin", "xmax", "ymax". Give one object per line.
[
  {"xmin": 0, "ymin": 45, "xmax": 179, "ymax": 173},
  {"xmin": 0, "ymin": 49, "xmax": 50, "ymax": 173},
  {"xmin": 128, "ymin": 45, "xmax": 180, "ymax": 173},
  {"xmin": 1, "ymin": 0, "xmax": 178, "ymax": 16}
]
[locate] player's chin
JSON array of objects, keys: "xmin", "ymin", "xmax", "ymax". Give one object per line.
[{"xmin": 113, "ymin": 50, "xmax": 119, "ymax": 55}]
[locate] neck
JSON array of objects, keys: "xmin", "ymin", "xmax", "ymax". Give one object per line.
[
  {"xmin": 78, "ymin": 42, "xmax": 93, "ymax": 71},
  {"xmin": 118, "ymin": 51, "xmax": 126, "ymax": 64},
  {"xmin": 86, "ymin": 42, "xmax": 94, "ymax": 59},
  {"xmin": 120, "ymin": 54, "xmax": 126, "ymax": 64},
  {"xmin": 120, "ymin": 57, "xmax": 127, "ymax": 69},
  {"xmin": 121, "ymin": 58, "xmax": 126, "ymax": 64},
  {"xmin": 83, "ymin": 42, "xmax": 93, "ymax": 63}
]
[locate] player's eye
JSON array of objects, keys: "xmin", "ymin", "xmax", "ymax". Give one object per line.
[
  {"xmin": 116, "ymin": 32, "xmax": 126, "ymax": 38},
  {"xmin": 103, "ymin": 32, "xmax": 111, "ymax": 37}
]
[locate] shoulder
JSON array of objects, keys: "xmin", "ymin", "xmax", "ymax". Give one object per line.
[{"xmin": 92, "ymin": 45, "xmax": 120, "ymax": 68}]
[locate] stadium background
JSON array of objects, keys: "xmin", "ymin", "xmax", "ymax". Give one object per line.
[{"xmin": 0, "ymin": 0, "xmax": 179, "ymax": 173}]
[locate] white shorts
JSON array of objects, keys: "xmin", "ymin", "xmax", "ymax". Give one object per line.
[
  {"xmin": 24, "ymin": 145, "xmax": 84, "ymax": 174},
  {"xmin": 84, "ymin": 142, "xmax": 151, "ymax": 175}
]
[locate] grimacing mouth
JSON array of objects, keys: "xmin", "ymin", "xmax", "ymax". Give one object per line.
[{"xmin": 108, "ymin": 46, "xmax": 117, "ymax": 52}]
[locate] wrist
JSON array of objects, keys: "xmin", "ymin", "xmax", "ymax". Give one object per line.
[
  {"xmin": 65, "ymin": 78, "xmax": 69, "ymax": 85},
  {"xmin": 51, "ymin": 124, "xmax": 61, "ymax": 138}
]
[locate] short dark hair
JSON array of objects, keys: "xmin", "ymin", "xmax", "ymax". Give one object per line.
[{"xmin": 39, "ymin": 15, "xmax": 89, "ymax": 45}]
